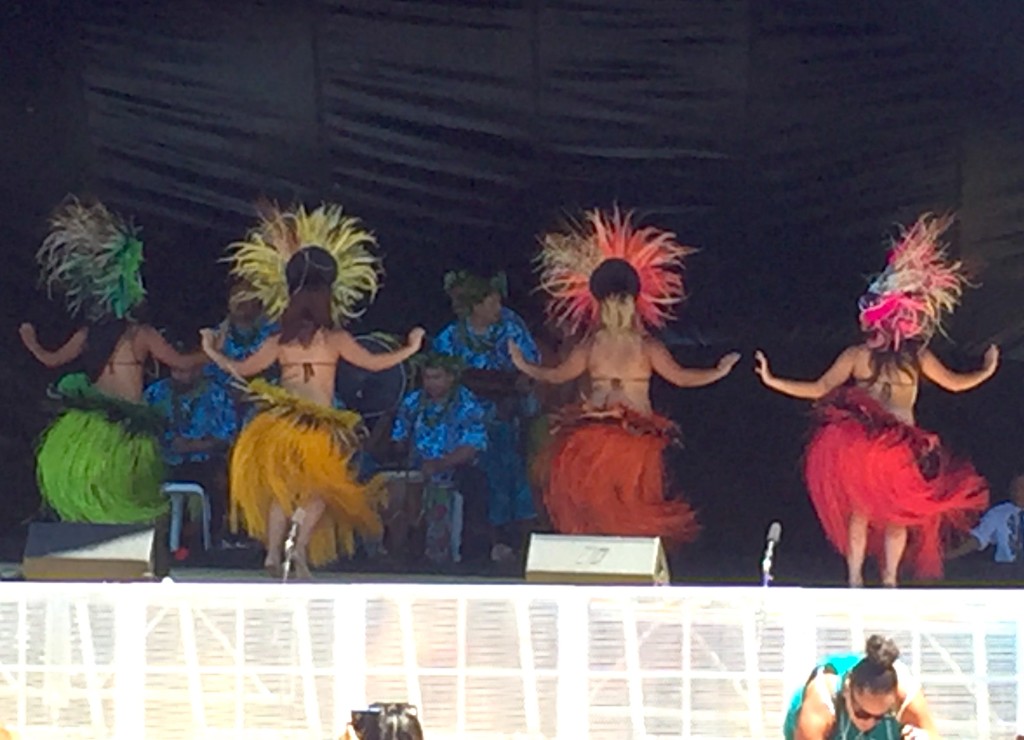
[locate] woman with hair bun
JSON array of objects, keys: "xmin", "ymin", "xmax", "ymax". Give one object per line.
[
  {"xmin": 784, "ymin": 635, "xmax": 940, "ymax": 739},
  {"xmin": 509, "ymin": 208, "xmax": 739, "ymax": 548},
  {"xmin": 201, "ymin": 203, "xmax": 423, "ymax": 578},
  {"xmin": 756, "ymin": 215, "xmax": 994, "ymax": 586}
]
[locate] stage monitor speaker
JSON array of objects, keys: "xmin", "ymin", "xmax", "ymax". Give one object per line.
[
  {"xmin": 525, "ymin": 534, "xmax": 670, "ymax": 585},
  {"xmin": 22, "ymin": 522, "xmax": 157, "ymax": 582}
]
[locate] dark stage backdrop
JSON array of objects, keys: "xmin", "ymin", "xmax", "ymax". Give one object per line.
[
  {"xmin": 2, "ymin": 0, "xmax": 1023, "ymax": 573},
  {"xmin": 61, "ymin": 0, "xmax": 1024, "ymax": 344}
]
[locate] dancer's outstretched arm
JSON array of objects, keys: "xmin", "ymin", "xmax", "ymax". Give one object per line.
[
  {"xmin": 334, "ymin": 328, "xmax": 424, "ymax": 372},
  {"xmin": 201, "ymin": 328, "xmax": 278, "ymax": 378},
  {"xmin": 647, "ymin": 339, "xmax": 739, "ymax": 388},
  {"xmin": 754, "ymin": 347, "xmax": 857, "ymax": 400},
  {"xmin": 138, "ymin": 325, "xmax": 206, "ymax": 371},
  {"xmin": 919, "ymin": 345, "xmax": 998, "ymax": 392},
  {"xmin": 508, "ymin": 339, "xmax": 587, "ymax": 384},
  {"xmin": 19, "ymin": 323, "xmax": 86, "ymax": 368}
]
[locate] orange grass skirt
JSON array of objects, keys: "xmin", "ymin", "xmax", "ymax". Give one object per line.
[{"xmin": 538, "ymin": 404, "xmax": 699, "ymax": 549}]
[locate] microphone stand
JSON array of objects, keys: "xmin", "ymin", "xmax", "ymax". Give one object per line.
[
  {"xmin": 757, "ymin": 527, "xmax": 780, "ymax": 653},
  {"xmin": 761, "ymin": 539, "xmax": 777, "ymax": 588},
  {"xmin": 282, "ymin": 509, "xmax": 306, "ymax": 583}
]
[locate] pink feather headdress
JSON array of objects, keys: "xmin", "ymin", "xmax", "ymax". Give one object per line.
[
  {"xmin": 536, "ymin": 208, "xmax": 695, "ymax": 335},
  {"xmin": 858, "ymin": 213, "xmax": 966, "ymax": 350}
]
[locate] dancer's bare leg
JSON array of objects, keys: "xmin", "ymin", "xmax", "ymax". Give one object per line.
[
  {"xmin": 847, "ymin": 513, "xmax": 868, "ymax": 588},
  {"xmin": 882, "ymin": 524, "xmax": 907, "ymax": 588},
  {"xmin": 292, "ymin": 497, "xmax": 327, "ymax": 580},
  {"xmin": 264, "ymin": 502, "xmax": 288, "ymax": 577}
]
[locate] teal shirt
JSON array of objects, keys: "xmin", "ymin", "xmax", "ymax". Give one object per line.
[{"xmin": 783, "ymin": 653, "xmax": 905, "ymax": 740}]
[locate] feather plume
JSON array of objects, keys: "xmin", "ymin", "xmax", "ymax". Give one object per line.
[
  {"xmin": 36, "ymin": 198, "xmax": 146, "ymax": 321},
  {"xmin": 228, "ymin": 202, "xmax": 382, "ymax": 325},
  {"xmin": 860, "ymin": 213, "xmax": 966, "ymax": 349},
  {"xmin": 537, "ymin": 207, "xmax": 695, "ymax": 334}
]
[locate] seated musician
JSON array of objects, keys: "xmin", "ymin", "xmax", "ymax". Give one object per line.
[
  {"xmin": 433, "ymin": 270, "xmax": 540, "ymax": 563},
  {"xmin": 144, "ymin": 337, "xmax": 238, "ymax": 552},
  {"xmin": 389, "ymin": 351, "xmax": 489, "ymax": 565}
]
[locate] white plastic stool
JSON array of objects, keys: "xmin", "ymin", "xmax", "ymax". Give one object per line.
[{"xmin": 162, "ymin": 482, "xmax": 212, "ymax": 552}]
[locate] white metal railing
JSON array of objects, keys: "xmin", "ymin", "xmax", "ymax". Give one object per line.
[{"xmin": 0, "ymin": 583, "xmax": 1020, "ymax": 739}]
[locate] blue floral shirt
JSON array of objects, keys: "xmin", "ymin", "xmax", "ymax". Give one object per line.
[
  {"xmin": 203, "ymin": 317, "xmax": 280, "ymax": 385},
  {"xmin": 144, "ymin": 377, "xmax": 238, "ymax": 465},
  {"xmin": 433, "ymin": 307, "xmax": 540, "ymax": 371},
  {"xmin": 391, "ymin": 385, "xmax": 488, "ymax": 483}
]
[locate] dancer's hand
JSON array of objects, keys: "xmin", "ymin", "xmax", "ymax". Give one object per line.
[
  {"xmin": 753, "ymin": 350, "xmax": 773, "ymax": 384},
  {"xmin": 199, "ymin": 328, "xmax": 218, "ymax": 355},
  {"xmin": 18, "ymin": 322, "xmax": 37, "ymax": 348},
  {"xmin": 406, "ymin": 327, "xmax": 426, "ymax": 351},
  {"xmin": 983, "ymin": 344, "xmax": 999, "ymax": 372},
  {"xmin": 507, "ymin": 339, "xmax": 525, "ymax": 369},
  {"xmin": 717, "ymin": 352, "xmax": 741, "ymax": 374}
]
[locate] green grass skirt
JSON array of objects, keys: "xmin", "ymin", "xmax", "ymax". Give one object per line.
[{"xmin": 35, "ymin": 374, "xmax": 168, "ymax": 523}]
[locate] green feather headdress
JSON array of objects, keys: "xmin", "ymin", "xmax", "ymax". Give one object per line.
[
  {"xmin": 36, "ymin": 198, "xmax": 147, "ymax": 321},
  {"xmin": 410, "ymin": 350, "xmax": 465, "ymax": 378}
]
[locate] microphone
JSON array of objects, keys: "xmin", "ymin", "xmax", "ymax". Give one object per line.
[{"xmin": 761, "ymin": 521, "xmax": 782, "ymax": 587}]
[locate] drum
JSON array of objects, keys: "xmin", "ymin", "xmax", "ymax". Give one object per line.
[
  {"xmin": 461, "ymin": 368, "xmax": 520, "ymax": 402},
  {"xmin": 378, "ymin": 469, "xmax": 425, "ymax": 511},
  {"xmin": 376, "ymin": 469, "xmax": 426, "ymax": 561},
  {"xmin": 336, "ymin": 334, "xmax": 410, "ymax": 420}
]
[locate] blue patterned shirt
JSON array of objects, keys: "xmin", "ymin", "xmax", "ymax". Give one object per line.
[
  {"xmin": 433, "ymin": 307, "xmax": 540, "ymax": 371},
  {"xmin": 391, "ymin": 385, "xmax": 488, "ymax": 482},
  {"xmin": 203, "ymin": 317, "xmax": 280, "ymax": 383},
  {"xmin": 144, "ymin": 377, "xmax": 238, "ymax": 465}
]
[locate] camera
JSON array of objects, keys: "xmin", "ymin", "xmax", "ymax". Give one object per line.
[{"xmin": 350, "ymin": 703, "xmax": 420, "ymax": 740}]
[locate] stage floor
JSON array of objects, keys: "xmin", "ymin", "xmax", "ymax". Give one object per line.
[{"xmin": 0, "ymin": 578, "xmax": 1020, "ymax": 739}]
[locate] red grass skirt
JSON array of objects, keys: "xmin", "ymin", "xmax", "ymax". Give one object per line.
[
  {"xmin": 539, "ymin": 404, "xmax": 700, "ymax": 549},
  {"xmin": 804, "ymin": 387, "xmax": 988, "ymax": 579}
]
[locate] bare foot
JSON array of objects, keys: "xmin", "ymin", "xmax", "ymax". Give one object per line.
[
  {"xmin": 264, "ymin": 558, "xmax": 283, "ymax": 580},
  {"xmin": 290, "ymin": 557, "xmax": 312, "ymax": 581},
  {"xmin": 848, "ymin": 578, "xmax": 864, "ymax": 588}
]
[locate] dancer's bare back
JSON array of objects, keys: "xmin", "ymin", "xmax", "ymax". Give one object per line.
[
  {"xmin": 755, "ymin": 343, "xmax": 1000, "ymax": 425},
  {"xmin": 510, "ymin": 331, "xmax": 739, "ymax": 414},
  {"xmin": 843, "ymin": 346, "xmax": 920, "ymax": 424},
  {"xmin": 587, "ymin": 331, "xmax": 655, "ymax": 412},
  {"xmin": 20, "ymin": 322, "xmax": 200, "ymax": 402},
  {"xmin": 201, "ymin": 327, "xmax": 425, "ymax": 406}
]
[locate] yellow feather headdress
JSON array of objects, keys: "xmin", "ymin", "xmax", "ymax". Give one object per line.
[{"xmin": 227, "ymin": 202, "xmax": 382, "ymax": 324}]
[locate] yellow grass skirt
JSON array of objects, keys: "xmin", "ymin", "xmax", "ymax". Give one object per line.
[{"xmin": 229, "ymin": 380, "xmax": 385, "ymax": 565}]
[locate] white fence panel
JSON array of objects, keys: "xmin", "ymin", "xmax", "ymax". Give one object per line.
[{"xmin": 0, "ymin": 584, "xmax": 1019, "ymax": 739}]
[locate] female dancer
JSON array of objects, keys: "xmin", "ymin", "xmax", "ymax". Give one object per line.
[
  {"xmin": 784, "ymin": 634, "xmax": 939, "ymax": 739},
  {"xmin": 20, "ymin": 198, "xmax": 202, "ymax": 524},
  {"xmin": 201, "ymin": 203, "xmax": 423, "ymax": 578},
  {"xmin": 509, "ymin": 208, "xmax": 738, "ymax": 547},
  {"xmin": 756, "ymin": 214, "xmax": 995, "ymax": 586}
]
